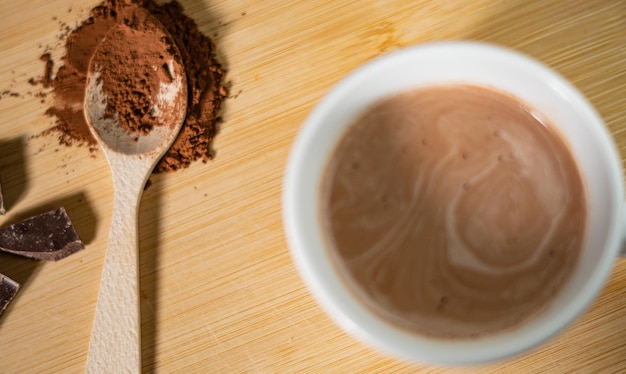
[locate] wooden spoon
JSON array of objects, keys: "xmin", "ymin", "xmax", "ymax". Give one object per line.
[{"xmin": 83, "ymin": 10, "xmax": 187, "ymax": 373}]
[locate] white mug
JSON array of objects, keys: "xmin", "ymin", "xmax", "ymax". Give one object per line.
[{"xmin": 282, "ymin": 41, "xmax": 625, "ymax": 365}]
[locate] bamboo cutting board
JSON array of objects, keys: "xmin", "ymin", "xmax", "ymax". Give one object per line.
[{"xmin": 1, "ymin": 0, "xmax": 625, "ymax": 372}]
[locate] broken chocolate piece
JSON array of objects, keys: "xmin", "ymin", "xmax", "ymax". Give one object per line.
[
  {"xmin": 0, "ymin": 273, "xmax": 19, "ymax": 316},
  {"xmin": 0, "ymin": 180, "xmax": 5, "ymax": 215},
  {"xmin": 0, "ymin": 207, "xmax": 84, "ymax": 261}
]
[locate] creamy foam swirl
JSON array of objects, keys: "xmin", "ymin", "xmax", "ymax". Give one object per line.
[{"xmin": 321, "ymin": 85, "xmax": 586, "ymax": 338}]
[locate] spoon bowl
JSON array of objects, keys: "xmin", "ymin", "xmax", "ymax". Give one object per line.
[
  {"xmin": 84, "ymin": 9, "xmax": 187, "ymax": 373},
  {"xmin": 85, "ymin": 67, "xmax": 185, "ymax": 156}
]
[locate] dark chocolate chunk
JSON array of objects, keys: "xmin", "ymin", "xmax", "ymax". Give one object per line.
[
  {"xmin": 0, "ymin": 273, "xmax": 19, "ymax": 316},
  {"xmin": 0, "ymin": 207, "xmax": 84, "ymax": 261},
  {"xmin": 0, "ymin": 180, "xmax": 5, "ymax": 215}
]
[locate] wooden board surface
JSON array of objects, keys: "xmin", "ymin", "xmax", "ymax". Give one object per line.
[{"xmin": 1, "ymin": 0, "xmax": 625, "ymax": 372}]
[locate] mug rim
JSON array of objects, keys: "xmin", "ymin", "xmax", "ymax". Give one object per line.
[{"xmin": 282, "ymin": 41, "xmax": 624, "ymax": 365}]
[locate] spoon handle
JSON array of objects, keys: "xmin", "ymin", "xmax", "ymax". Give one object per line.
[{"xmin": 86, "ymin": 160, "xmax": 148, "ymax": 373}]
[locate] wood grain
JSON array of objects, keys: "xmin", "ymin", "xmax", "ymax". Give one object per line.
[{"xmin": 0, "ymin": 0, "xmax": 624, "ymax": 372}]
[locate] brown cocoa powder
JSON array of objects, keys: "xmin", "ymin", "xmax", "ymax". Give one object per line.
[
  {"xmin": 40, "ymin": 53, "xmax": 54, "ymax": 89},
  {"xmin": 44, "ymin": 0, "xmax": 227, "ymax": 172},
  {"xmin": 90, "ymin": 6, "xmax": 181, "ymax": 135}
]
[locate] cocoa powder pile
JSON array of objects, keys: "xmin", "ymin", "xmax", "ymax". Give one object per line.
[{"xmin": 45, "ymin": 0, "xmax": 227, "ymax": 172}]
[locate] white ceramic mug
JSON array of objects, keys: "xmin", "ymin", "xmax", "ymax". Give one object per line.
[{"xmin": 282, "ymin": 41, "xmax": 625, "ymax": 365}]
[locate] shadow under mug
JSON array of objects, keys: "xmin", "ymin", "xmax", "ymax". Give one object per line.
[{"xmin": 282, "ymin": 41, "xmax": 626, "ymax": 365}]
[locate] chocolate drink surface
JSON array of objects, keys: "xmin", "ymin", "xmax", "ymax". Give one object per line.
[{"xmin": 320, "ymin": 85, "xmax": 587, "ymax": 338}]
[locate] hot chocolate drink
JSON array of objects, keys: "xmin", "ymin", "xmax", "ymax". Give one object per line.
[{"xmin": 320, "ymin": 85, "xmax": 587, "ymax": 338}]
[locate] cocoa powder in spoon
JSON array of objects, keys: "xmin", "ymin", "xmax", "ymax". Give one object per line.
[
  {"xmin": 44, "ymin": 0, "xmax": 227, "ymax": 173},
  {"xmin": 90, "ymin": 6, "xmax": 182, "ymax": 135}
]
